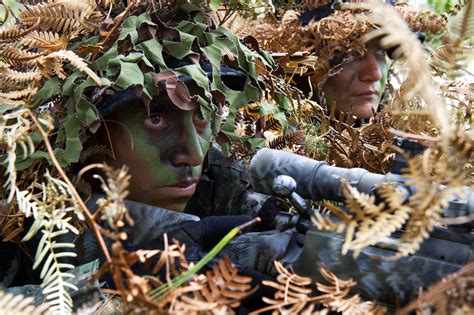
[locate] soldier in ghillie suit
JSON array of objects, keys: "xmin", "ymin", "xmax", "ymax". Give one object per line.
[
  {"xmin": 241, "ymin": 0, "xmax": 447, "ymax": 119},
  {"xmin": 232, "ymin": 0, "xmax": 450, "ymax": 174},
  {"xmin": 0, "ymin": 0, "xmax": 288, "ymax": 311}
]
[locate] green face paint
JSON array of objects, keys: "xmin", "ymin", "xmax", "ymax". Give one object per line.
[{"xmin": 105, "ymin": 86, "xmax": 212, "ymax": 211}]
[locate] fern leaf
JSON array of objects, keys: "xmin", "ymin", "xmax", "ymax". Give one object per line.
[
  {"xmin": 43, "ymin": 50, "xmax": 101, "ymax": 85},
  {"xmin": 168, "ymin": 256, "xmax": 257, "ymax": 312},
  {"xmin": 20, "ymin": 2, "xmax": 99, "ymax": 35},
  {"xmin": 0, "ymin": 20, "xmax": 39, "ymax": 42},
  {"xmin": 21, "ymin": 30, "xmax": 70, "ymax": 52},
  {"xmin": 0, "ymin": 87, "xmax": 38, "ymax": 100},
  {"xmin": 0, "ymin": 45, "xmax": 44, "ymax": 66},
  {"xmin": 0, "ymin": 67, "xmax": 42, "ymax": 83},
  {"xmin": 263, "ymin": 116, "xmax": 282, "ymax": 132},
  {"xmin": 0, "ymin": 292, "xmax": 49, "ymax": 315}
]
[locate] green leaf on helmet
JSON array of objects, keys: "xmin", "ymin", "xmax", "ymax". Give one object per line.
[{"xmin": 112, "ymin": 61, "xmax": 144, "ymax": 90}]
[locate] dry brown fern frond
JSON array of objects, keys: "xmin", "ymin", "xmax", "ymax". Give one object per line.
[
  {"xmin": 37, "ymin": 50, "xmax": 101, "ymax": 84},
  {"xmin": 390, "ymin": 150, "xmax": 463, "ymax": 258},
  {"xmin": 166, "ymin": 256, "xmax": 257, "ymax": 313},
  {"xmin": 20, "ymin": 1, "xmax": 101, "ymax": 35},
  {"xmin": 429, "ymin": 2, "xmax": 473, "ymax": 78},
  {"xmin": 395, "ymin": 2, "xmax": 448, "ymax": 33},
  {"xmin": 79, "ymin": 144, "xmax": 114, "ymax": 163},
  {"xmin": 320, "ymin": 181, "xmax": 411, "ymax": 257},
  {"xmin": 0, "ymin": 202, "xmax": 25, "ymax": 242},
  {"xmin": 0, "ymin": 67, "xmax": 42, "ymax": 83},
  {"xmin": 0, "ymin": 291, "xmax": 49, "ymax": 315},
  {"xmin": 301, "ymin": 104, "xmax": 393, "ymax": 173},
  {"xmin": 252, "ymin": 261, "xmax": 314, "ymax": 314},
  {"xmin": 252, "ymin": 261, "xmax": 384, "ymax": 315},
  {"xmin": 430, "ymin": 44, "xmax": 472, "ymax": 78},
  {"xmin": 267, "ymin": 128, "xmax": 305, "ymax": 150},
  {"xmin": 313, "ymin": 266, "xmax": 385, "ymax": 315},
  {"xmin": 20, "ymin": 30, "xmax": 72, "ymax": 52},
  {"xmin": 263, "ymin": 116, "xmax": 282, "ymax": 132},
  {"xmin": 0, "ymin": 20, "xmax": 39, "ymax": 42},
  {"xmin": 0, "ymin": 45, "xmax": 44, "ymax": 67},
  {"xmin": 0, "ymin": 87, "xmax": 38, "ymax": 102}
]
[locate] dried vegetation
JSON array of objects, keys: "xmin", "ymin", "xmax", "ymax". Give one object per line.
[{"xmin": 0, "ymin": 0, "xmax": 473, "ymax": 314}]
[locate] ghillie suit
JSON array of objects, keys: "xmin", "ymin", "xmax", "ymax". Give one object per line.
[
  {"xmin": 232, "ymin": 0, "xmax": 472, "ymax": 175},
  {"xmin": 0, "ymin": 0, "xmax": 292, "ymax": 313}
]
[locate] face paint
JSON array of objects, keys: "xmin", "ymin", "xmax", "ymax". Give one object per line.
[
  {"xmin": 322, "ymin": 41, "xmax": 389, "ymax": 119},
  {"xmin": 104, "ymin": 86, "xmax": 212, "ymax": 211}
]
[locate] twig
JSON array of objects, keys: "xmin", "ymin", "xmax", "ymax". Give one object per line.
[
  {"xmin": 399, "ymin": 261, "xmax": 474, "ymax": 314},
  {"xmin": 28, "ymin": 110, "xmax": 112, "ymax": 263}
]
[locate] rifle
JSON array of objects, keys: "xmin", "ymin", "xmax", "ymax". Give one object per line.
[{"xmin": 247, "ymin": 142, "xmax": 473, "ymax": 307}]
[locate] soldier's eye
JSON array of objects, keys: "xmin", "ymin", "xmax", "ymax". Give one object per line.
[{"xmin": 143, "ymin": 114, "xmax": 166, "ymax": 129}]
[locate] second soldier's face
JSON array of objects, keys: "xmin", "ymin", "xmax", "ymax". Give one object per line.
[
  {"xmin": 322, "ymin": 41, "xmax": 388, "ymax": 119},
  {"xmin": 105, "ymin": 89, "xmax": 212, "ymax": 212}
]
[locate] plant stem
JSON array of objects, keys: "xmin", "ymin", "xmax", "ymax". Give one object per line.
[
  {"xmin": 29, "ymin": 110, "xmax": 112, "ymax": 263},
  {"xmin": 149, "ymin": 217, "xmax": 261, "ymax": 300}
]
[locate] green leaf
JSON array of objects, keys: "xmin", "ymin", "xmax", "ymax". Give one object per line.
[
  {"xmin": 77, "ymin": 98, "xmax": 98, "ymax": 127},
  {"xmin": 33, "ymin": 77, "xmax": 60, "ymax": 104},
  {"xmin": 174, "ymin": 64, "xmax": 211, "ymax": 95},
  {"xmin": 73, "ymin": 78, "xmax": 101, "ymax": 102},
  {"xmin": 4, "ymin": 0, "xmax": 25, "ymax": 17},
  {"xmin": 245, "ymin": 137, "xmax": 266, "ymax": 151},
  {"xmin": 209, "ymin": 0, "xmax": 220, "ymax": 11},
  {"xmin": 63, "ymin": 72, "xmax": 85, "ymax": 96},
  {"xmin": 163, "ymin": 31, "xmax": 196, "ymax": 60},
  {"xmin": 177, "ymin": 20, "xmax": 208, "ymax": 41},
  {"xmin": 61, "ymin": 115, "xmax": 82, "ymax": 165},
  {"xmin": 137, "ymin": 39, "xmax": 166, "ymax": 69},
  {"xmin": 0, "ymin": 103, "xmax": 21, "ymax": 114},
  {"xmin": 16, "ymin": 151, "xmax": 52, "ymax": 170},
  {"xmin": 119, "ymin": 13, "xmax": 154, "ymax": 43},
  {"xmin": 112, "ymin": 61, "xmax": 144, "ymax": 90},
  {"xmin": 91, "ymin": 45, "xmax": 118, "ymax": 71}
]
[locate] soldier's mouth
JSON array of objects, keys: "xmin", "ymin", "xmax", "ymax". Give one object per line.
[{"xmin": 161, "ymin": 182, "xmax": 197, "ymax": 196}]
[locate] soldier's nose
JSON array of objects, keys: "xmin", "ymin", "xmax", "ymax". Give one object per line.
[
  {"xmin": 358, "ymin": 52, "xmax": 383, "ymax": 83},
  {"xmin": 170, "ymin": 125, "xmax": 204, "ymax": 167}
]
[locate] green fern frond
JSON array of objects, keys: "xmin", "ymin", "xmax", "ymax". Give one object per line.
[
  {"xmin": 0, "ymin": 110, "xmax": 36, "ymax": 203},
  {"xmin": 0, "ymin": 291, "xmax": 49, "ymax": 315}
]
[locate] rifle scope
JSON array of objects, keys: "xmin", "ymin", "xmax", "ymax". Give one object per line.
[{"xmin": 249, "ymin": 148, "xmax": 474, "ymax": 218}]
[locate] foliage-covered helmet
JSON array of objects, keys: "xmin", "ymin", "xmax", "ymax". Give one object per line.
[
  {"xmin": 0, "ymin": 0, "xmax": 288, "ymax": 167},
  {"xmin": 242, "ymin": 0, "xmax": 447, "ymax": 87}
]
